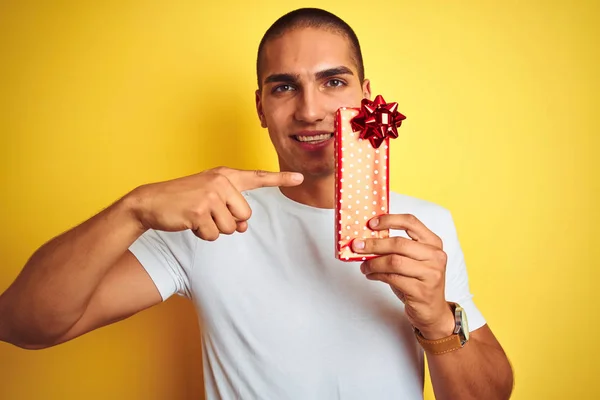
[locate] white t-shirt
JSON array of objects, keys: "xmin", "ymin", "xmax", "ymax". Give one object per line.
[{"xmin": 129, "ymin": 187, "xmax": 486, "ymax": 400}]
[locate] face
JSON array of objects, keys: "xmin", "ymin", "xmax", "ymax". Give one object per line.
[{"xmin": 256, "ymin": 27, "xmax": 371, "ymax": 179}]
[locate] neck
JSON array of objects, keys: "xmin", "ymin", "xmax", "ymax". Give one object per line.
[{"xmin": 279, "ymin": 173, "xmax": 335, "ymax": 209}]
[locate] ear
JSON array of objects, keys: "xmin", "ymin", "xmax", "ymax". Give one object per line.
[
  {"xmin": 362, "ymin": 79, "xmax": 372, "ymax": 100},
  {"xmin": 255, "ymin": 89, "xmax": 267, "ymax": 128}
]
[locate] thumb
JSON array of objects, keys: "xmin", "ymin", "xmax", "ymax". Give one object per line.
[{"xmin": 232, "ymin": 170, "xmax": 304, "ymax": 191}]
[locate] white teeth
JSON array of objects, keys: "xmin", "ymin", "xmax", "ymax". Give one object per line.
[{"xmin": 296, "ymin": 133, "xmax": 333, "ymax": 142}]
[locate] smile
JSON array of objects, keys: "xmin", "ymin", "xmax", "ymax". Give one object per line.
[{"xmin": 293, "ymin": 133, "xmax": 334, "ymax": 143}]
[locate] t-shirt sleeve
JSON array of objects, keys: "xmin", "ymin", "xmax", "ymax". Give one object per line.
[
  {"xmin": 441, "ymin": 210, "xmax": 487, "ymax": 332},
  {"xmin": 128, "ymin": 229, "xmax": 196, "ymax": 301}
]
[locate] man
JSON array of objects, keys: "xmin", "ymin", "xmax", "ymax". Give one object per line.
[{"xmin": 0, "ymin": 7, "xmax": 513, "ymax": 400}]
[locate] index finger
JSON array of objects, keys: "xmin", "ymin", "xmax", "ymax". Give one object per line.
[
  {"xmin": 369, "ymin": 214, "xmax": 443, "ymax": 248},
  {"xmin": 227, "ymin": 169, "xmax": 304, "ymax": 192}
]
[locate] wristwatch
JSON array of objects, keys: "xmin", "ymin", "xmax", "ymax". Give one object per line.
[{"xmin": 414, "ymin": 302, "xmax": 469, "ymax": 355}]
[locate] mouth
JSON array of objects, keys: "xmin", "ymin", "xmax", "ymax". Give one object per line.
[{"xmin": 292, "ymin": 132, "xmax": 334, "ymax": 144}]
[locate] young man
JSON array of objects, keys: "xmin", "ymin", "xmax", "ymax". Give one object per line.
[{"xmin": 0, "ymin": 8, "xmax": 513, "ymax": 400}]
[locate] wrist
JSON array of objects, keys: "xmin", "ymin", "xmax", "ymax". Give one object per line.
[{"xmin": 417, "ymin": 304, "xmax": 456, "ymax": 340}]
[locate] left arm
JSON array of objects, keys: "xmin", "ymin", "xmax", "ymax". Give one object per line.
[{"xmin": 352, "ymin": 214, "xmax": 514, "ymax": 400}]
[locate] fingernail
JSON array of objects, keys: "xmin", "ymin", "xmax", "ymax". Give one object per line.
[
  {"xmin": 353, "ymin": 239, "xmax": 365, "ymax": 250},
  {"xmin": 369, "ymin": 218, "xmax": 379, "ymax": 228},
  {"xmin": 360, "ymin": 263, "xmax": 366, "ymax": 273},
  {"xmin": 291, "ymin": 173, "xmax": 304, "ymax": 182}
]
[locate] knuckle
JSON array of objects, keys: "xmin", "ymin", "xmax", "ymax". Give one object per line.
[
  {"xmin": 254, "ymin": 169, "xmax": 268, "ymax": 178},
  {"xmin": 211, "ymin": 166, "xmax": 228, "ymax": 175},
  {"xmin": 209, "ymin": 173, "xmax": 229, "ymax": 187},
  {"xmin": 203, "ymin": 230, "xmax": 220, "ymax": 241},
  {"xmin": 390, "ymin": 254, "xmax": 403, "ymax": 270},
  {"xmin": 428, "ymin": 267, "xmax": 444, "ymax": 283},
  {"xmin": 406, "ymin": 214, "xmax": 418, "ymax": 225},
  {"xmin": 435, "ymin": 249, "xmax": 448, "ymax": 265},
  {"xmin": 392, "ymin": 236, "xmax": 405, "ymax": 249}
]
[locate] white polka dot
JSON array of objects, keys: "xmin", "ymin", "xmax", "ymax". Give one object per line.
[
  {"xmin": 375, "ymin": 149, "xmax": 380, "ymax": 154},
  {"xmin": 372, "ymin": 201, "xmax": 376, "ymax": 205},
  {"xmin": 350, "ymin": 143, "xmax": 354, "ymax": 147},
  {"xmin": 364, "ymin": 206, "xmax": 368, "ymax": 210},
  {"xmin": 363, "ymin": 216, "xmax": 368, "ymax": 220},
  {"xmin": 349, "ymin": 195, "xmax": 352, "ymax": 199},
  {"xmin": 374, "ymin": 180, "xmax": 378, "ymax": 185},
  {"xmin": 346, "ymin": 236, "xmax": 350, "ymax": 240},
  {"xmin": 355, "ymin": 210, "xmax": 359, "ymax": 214},
  {"xmin": 367, "ymin": 154, "xmax": 371, "ymax": 158},
  {"xmin": 341, "ymin": 168, "xmax": 345, "ymax": 172},
  {"xmin": 348, "ymin": 205, "xmax": 352, "ymax": 209},
  {"xmin": 358, "ymin": 148, "xmax": 362, "ymax": 153},
  {"xmin": 356, "ymin": 200, "xmax": 359, "ymax": 204},
  {"xmin": 357, "ymin": 180, "xmax": 361, "ymax": 184},
  {"xmin": 382, "ymin": 196, "xmax": 386, "ymax": 200},
  {"xmin": 358, "ymin": 159, "xmax": 362, "ymax": 163},
  {"xmin": 341, "ymin": 158, "xmax": 344, "ymax": 162},
  {"xmin": 381, "ymin": 207, "xmax": 385, "ymax": 211},
  {"xmin": 357, "ymin": 189, "xmax": 361, "ymax": 194},
  {"xmin": 349, "ymin": 184, "xmax": 353, "ymax": 188},
  {"xmin": 372, "ymin": 211, "xmax": 376, "ymax": 215},
  {"xmin": 355, "ymin": 221, "xmax": 359, "ymax": 225},
  {"xmin": 342, "ymin": 147, "xmax": 345, "ymax": 151},
  {"xmin": 362, "ymin": 257, "xmax": 366, "ymax": 261},
  {"xmin": 375, "ymin": 160, "xmax": 379, "ymax": 164},
  {"xmin": 374, "ymin": 191, "xmax": 378, "ymax": 195},
  {"xmin": 350, "ymin": 153, "xmax": 354, "ymax": 157},
  {"xmin": 366, "ymin": 184, "xmax": 370, "ymax": 189},
  {"xmin": 350, "ymin": 164, "xmax": 354, "ymax": 168},
  {"xmin": 375, "ymin": 170, "xmax": 379, "ymax": 174},
  {"xmin": 354, "ymin": 231, "xmax": 358, "ymax": 235},
  {"xmin": 346, "ymin": 226, "xmax": 351, "ymax": 230},
  {"xmin": 340, "ymin": 189, "xmax": 344, "ymax": 193},
  {"xmin": 347, "ymin": 216, "xmax": 351, "ymax": 219},
  {"xmin": 364, "ymin": 195, "xmax": 368, "ymax": 199},
  {"xmin": 341, "ymin": 179, "xmax": 345, "ymax": 182},
  {"xmin": 371, "ymin": 232, "xmax": 376, "ymax": 236},
  {"xmin": 349, "ymin": 174, "xmax": 353, "ymax": 178}
]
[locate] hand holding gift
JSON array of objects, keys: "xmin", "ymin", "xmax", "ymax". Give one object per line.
[{"xmin": 352, "ymin": 214, "xmax": 456, "ymax": 340}]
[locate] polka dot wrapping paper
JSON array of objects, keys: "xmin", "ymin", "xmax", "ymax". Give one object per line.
[{"xmin": 334, "ymin": 107, "xmax": 391, "ymax": 262}]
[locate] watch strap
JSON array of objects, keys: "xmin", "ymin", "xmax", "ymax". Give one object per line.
[{"xmin": 414, "ymin": 330, "xmax": 464, "ymax": 355}]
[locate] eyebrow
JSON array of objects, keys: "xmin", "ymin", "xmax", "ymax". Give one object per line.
[{"xmin": 263, "ymin": 66, "xmax": 355, "ymax": 86}]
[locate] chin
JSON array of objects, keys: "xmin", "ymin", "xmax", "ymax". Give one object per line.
[{"xmin": 298, "ymin": 163, "xmax": 335, "ymax": 179}]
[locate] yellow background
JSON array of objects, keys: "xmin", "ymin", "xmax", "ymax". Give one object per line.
[{"xmin": 0, "ymin": 1, "xmax": 598, "ymax": 399}]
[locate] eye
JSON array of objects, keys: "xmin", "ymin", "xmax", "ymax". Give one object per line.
[
  {"xmin": 273, "ymin": 84, "xmax": 296, "ymax": 93},
  {"xmin": 326, "ymin": 79, "xmax": 346, "ymax": 88}
]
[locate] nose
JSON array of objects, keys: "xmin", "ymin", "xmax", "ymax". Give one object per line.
[{"xmin": 293, "ymin": 87, "xmax": 326, "ymax": 124}]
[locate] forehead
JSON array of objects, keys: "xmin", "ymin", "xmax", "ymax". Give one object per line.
[{"xmin": 261, "ymin": 27, "xmax": 357, "ymax": 81}]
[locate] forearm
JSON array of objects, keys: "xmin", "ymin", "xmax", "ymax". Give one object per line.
[
  {"xmin": 427, "ymin": 331, "xmax": 514, "ymax": 400},
  {"xmin": 0, "ymin": 192, "xmax": 145, "ymax": 347}
]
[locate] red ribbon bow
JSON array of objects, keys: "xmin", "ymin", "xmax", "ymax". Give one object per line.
[{"xmin": 350, "ymin": 95, "xmax": 406, "ymax": 148}]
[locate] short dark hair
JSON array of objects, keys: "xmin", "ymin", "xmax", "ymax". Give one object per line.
[{"xmin": 256, "ymin": 8, "xmax": 365, "ymax": 89}]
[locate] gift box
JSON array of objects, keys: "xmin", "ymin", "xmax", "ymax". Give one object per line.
[{"xmin": 334, "ymin": 95, "xmax": 406, "ymax": 261}]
